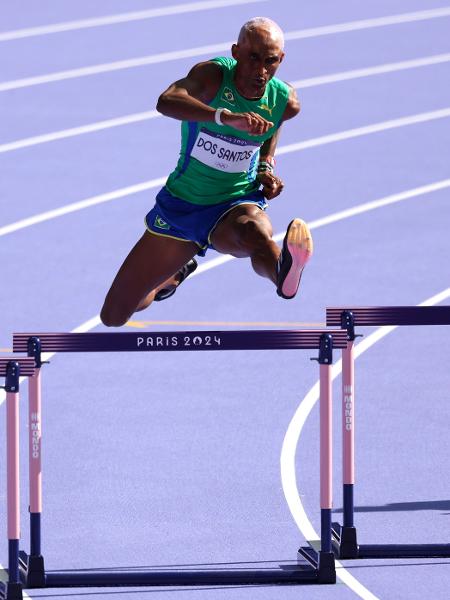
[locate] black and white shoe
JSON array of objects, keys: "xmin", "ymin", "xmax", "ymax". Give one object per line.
[
  {"xmin": 276, "ymin": 219, "xmax": 313, "ymax": 300},
  {"xmin": 154, "ymin": 258, "xmax": 198, "ymax": 302}
]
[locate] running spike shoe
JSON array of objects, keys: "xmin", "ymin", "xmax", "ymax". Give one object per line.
[
  {"xmin": 154, "ymin": 258, "xmax": 198, "ymax": 302},
  {"xmin": 276, "ymin": 218, "xmax": 313, "ymax": 299}
]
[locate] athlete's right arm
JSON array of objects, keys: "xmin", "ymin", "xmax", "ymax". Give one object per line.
[{"xmin": 156, "ymin": 61, "xmax": 272, "ymax": 135}]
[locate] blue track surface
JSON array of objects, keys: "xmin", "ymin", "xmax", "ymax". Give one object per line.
[{"xmin": 1, "ymin": 1, "xmax": 449, "ymax": 598}]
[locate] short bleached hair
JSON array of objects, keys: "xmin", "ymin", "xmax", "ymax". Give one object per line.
[{"xmin": 238, "ymin": 17, "xmax": 285, "ymax": 49}]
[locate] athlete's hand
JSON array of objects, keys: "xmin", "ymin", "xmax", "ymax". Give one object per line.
[
  {"xmin": 221, "ymin": 110, "xmax": 273, "ymax": 136},
  {"xmin": 257, "ymin": 172, "xmax": 284, "ymax": 200}
]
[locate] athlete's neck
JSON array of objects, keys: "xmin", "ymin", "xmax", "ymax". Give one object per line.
[{"xmin": 234, "ymin": 77, "xmax": 265, "ymax": 100}]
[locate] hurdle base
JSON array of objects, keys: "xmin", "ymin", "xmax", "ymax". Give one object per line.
[
  {"xmin": 0, "ymin": 582, "xmax": 23, "ymax": 600},
  {"xmin": 332, "ymin": 522, "xmax": 359, "ymax": 559},
  {"xmin": 358, "ymin": 543, "xmax": 450, "ymax": 559},
  {"xmin": 18, "ymin": 551, "xmax": 45, "ymax": 588},
  {"xmin": 297, "ymin": 547, "xmax": 336, "ymax": 584},
  {"xmin": 42, "ymin": 563, "xmax": 318, "ymax": 587}
]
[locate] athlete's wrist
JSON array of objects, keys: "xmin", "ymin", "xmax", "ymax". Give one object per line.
[
  {"xmin": 257, "ymin": 155, "xmax": 276, "ymax": 175},
  {"xmin": 215, "ymin": 107, "xmax": 231, "ymax": 126}
]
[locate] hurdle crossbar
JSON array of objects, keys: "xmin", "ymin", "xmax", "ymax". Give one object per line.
[
  {"xmin": 10, "ymin": 329, "xmax": 348, "ymax": 590},
  {"xmin": 326, "ymin": 306, "xmax": 450, "ymax": 560},
  {"xmin": 1, "ymin": 358, "xmax": 36, "ymax": 600},
  {"xmin": 13, "ymin": 330, "xmax": 348, "ymax": 353}
]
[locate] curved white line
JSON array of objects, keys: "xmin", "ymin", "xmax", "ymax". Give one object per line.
[
  {"xmin": 0, "ymin": 0, "xmax": 265, "ymax": 41},
  {"xmin": 280, "ymin": 287, "xmax": 450, "ymax": 598},
  {"xmin": 2, "ymin": 53, "xmax": 450, "ymax": 155},
  {"xmin": 2, "ymin": 108, "xmax": 450, "ymax": 238},
  {"xmin": 1, "ymin": 8, "xmax": 450, "ymax": 92}
]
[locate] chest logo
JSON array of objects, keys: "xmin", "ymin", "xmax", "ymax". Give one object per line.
[
  {"xmin": 259, "ymin": 103, "xmax": 273, "ymax": 116},
  {"xmin": 221, "ymin": 87, "xmax": 235, "ymax": 105}
]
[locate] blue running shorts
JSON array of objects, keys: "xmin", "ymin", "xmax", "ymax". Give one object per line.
[{"xmin": 145, "ymin": 186, "xmax": 268, "ymax": 256}]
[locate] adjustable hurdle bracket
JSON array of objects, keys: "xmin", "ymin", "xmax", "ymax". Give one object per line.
[
  {"xmin": 0, "ymin": 582, "xmax": 23, "ymax": 600},
  {"xmin": 297, "ymin": 547, "xmax": 336, "ymax": 584},
  {"xmin": 27, "ymin": 337, "xmax": 48, "ymax": 369},
  {"xmin": 2, "ymin": 361, "xmax": 20, "ymax": 393},
  {"xmin": 340, "ymin": 310, "xmax": 363, "ymax": 342},
  {"xmin": 19, "ymin": 551, "xmax": 46, "ymax": 588},
  {"xmin": 331, "ymin": 521, "xmax": 359, "ymax": 559}
]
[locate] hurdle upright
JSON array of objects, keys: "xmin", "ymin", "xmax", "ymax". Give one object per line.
[
  {"xmin": 0, "ymin": 357, "xmax": 37, "ymax": 600},
  {"xmin": 11, "ymin": 328, "xmax": 348, "ymax": 590},
  {"xmin": 326, "ymin": 305, "xmax": 450, "ymax": 559}
]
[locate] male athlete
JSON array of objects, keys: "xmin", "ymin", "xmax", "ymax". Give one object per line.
[{"xmin": 100, "ymin": 17, "xmax": 313, "ymax": 327}]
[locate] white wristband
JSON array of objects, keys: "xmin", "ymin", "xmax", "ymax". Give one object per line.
[{"xmin": 215, "ymin": 107, "xmax": 228, "ymax": 126}]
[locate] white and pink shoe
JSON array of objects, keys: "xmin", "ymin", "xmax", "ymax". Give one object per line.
[{"xmin": 276, "ymin": 218, "xmax": 313, "ymax": 299}]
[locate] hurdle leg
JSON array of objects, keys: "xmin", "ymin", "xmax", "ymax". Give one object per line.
[
  {"xmin": 18, "ymin": 368, "xmax": 46, "ymax": 587},
  {"xmin": 317, "ymin": 361, "xmax": 336, "ymax": 582},
  {"xmin": 298, "ymin": 334, "xmax": 336, "ymax": 583},
  {"xmin": 331, "ymin": 340, "xmax": 359, "ymax": 558},
  {"xmin": 1, "ymin": 362, "xmax": 23, "ymax": 600}
]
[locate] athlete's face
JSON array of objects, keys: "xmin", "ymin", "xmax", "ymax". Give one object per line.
[{"xmin": 232, "ymin": 30, "xmax": 284, "ymax": 98}]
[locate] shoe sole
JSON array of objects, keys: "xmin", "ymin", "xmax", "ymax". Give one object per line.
[
  {"xmin": 278, "ymin": 219, "xmax": 313, "ymax": 299},
  {"xmin": 154, "ymin": 258, "xmax": 198, "ymax": 302}
]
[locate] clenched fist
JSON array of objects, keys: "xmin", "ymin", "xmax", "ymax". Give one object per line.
[
  {"xmin": 257, "ymin": 171, "xmax": 284, "ymax": 200},
  {"xmin": 221, "ymin": 110, "xmax": 273, "ymax": 136}
]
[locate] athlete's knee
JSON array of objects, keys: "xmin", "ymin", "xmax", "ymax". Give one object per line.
[
  {"xmin": 100, "ymin": 299, "xmax": 131, "ymax": 328},
  {"xmin": 236, "ymin": 218, "xmax": 271, "ymax": 252}
]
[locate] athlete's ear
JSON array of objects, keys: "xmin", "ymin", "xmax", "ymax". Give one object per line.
[
  {"xmin": 279, "ymin": 52, "xmax": 285, "ymax": 64},
  {"xmin": 231, "ymin": 44, "xmax": 239, "ymax": 60}
]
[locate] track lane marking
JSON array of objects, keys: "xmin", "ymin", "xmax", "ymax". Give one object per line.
[
  {"xmin": 2, "ymin": 52, "xmax": 450, "ymax": 154},
  {"xmin": 2, "ymin": 108, "xmax": 450, "ymax": 238},
  {"xmin": 2, "ymin": 7, "xmax": 450, "ymax": 91},
  {"xmin": 280, "ymin": 286, "xmax": 450, "ymax": 599},
  {"xmin": 0, "ymin": 0, "xmax": 266, "ymax": 41}
]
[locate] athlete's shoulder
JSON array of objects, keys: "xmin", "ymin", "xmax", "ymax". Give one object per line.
[
  {"xmin": 268, "ymin": 75, "xmax": 291, "ymax": 97},
  {"xmin": 210, "ymin": 56, "xmax": 237, "ymax": 72}
]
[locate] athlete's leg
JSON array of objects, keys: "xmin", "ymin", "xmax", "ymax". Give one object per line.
[
  {"xmin": 210, "ymin": 204, "xmax": 313, "ymax": 299},
  {"xmin": 210, "ymin": 204, "xmax": 280, "ymax": 283},
  {"xmin": 100, "ymin": 231, "xmax": 198, "ymax": 327}
]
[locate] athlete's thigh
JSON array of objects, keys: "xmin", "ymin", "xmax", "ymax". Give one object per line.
[
  {"xmin": 210, "ymin": 204, "xmax": 273, "ymax": 256},
  {"xmin": 106, "ymin": 231, "xmax": 198, "ymax": 306}
]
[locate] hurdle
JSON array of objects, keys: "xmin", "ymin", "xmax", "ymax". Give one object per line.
[
  {"xmin": 326, "ymin": 306, "xmax": 450, "ymax": 559},
  {"xmin": 7, "ymin": 328, "xmax": 348, "ymax": 592},
  {"xmin": 0, "ymin": 357, "xmax": 37, "ymax": 600}
]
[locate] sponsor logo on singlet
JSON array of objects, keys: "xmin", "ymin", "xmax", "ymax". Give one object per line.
[
  {"xmin": 221, "ymin": 87, "xmax": 235, "ymax": 105},
  {"xmin": 154, "ymin": 215, "xmax": 170, "ymax": 230},
  {"xmin": 191, "ymin": 128, "xmax": 260, "ymax": 173},
  {"xmin": 259, "ymin": 103, "xmax": 273, "ymax": 116}
]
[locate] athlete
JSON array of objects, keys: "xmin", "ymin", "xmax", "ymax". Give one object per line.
[{"xmin": 100, "ymin": 17, "xmax": 313, "ymax": 327}]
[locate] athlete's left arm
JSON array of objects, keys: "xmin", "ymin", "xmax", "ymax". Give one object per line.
[{"xmin": 257, "ymin": 85, "xmax": 300, "ymax": 200}]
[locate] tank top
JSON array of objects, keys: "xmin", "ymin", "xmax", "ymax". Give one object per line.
[{"xmin": 165, "ymin": 56, "xmax": 290, "ymax": 205}]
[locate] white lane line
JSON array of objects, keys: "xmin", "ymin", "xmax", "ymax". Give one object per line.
[
  {"xmin": 1, "ymin": 107, "xmax": 449, "ymax": 238},
  {"xmin": 0, "ymin": 178, "xmax": 166, "ymax": 237},
  {"xmin": 290, "ymin": 52, "xmax": 450, "ymax": 89},
  {"xmin": 280, "ymin": 286, "xmax": 450, "ymax": 599},
  {"xmin": 3, "ymin": 53, "xmax": 450, "ymax": 155},
  {"xmin": 0, "ymin": 0, "xmax": 266, "ymax": 42},
  {"xmin": 0, "ymin": 110, "xmax": 160, "ymax": 154},
  {"xmin": 276, "ymin": 107, "xmax": 450, "ymax": 155},
  {"xmin": 1, "ymin": 7, "xmax": 450, "ymax": 92}
]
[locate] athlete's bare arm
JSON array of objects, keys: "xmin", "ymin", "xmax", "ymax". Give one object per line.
[
  {"xmin": 156, "ymin": 61, "xmax": 273, "ymax": 135},
  {"xmin": 257, "ymin": 85, "xmax": 300, "ymax": 199}
]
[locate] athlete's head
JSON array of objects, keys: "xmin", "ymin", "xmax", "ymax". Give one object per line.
[{"xmin": 232, "ymin": 17, "xmax": 285, "ymax": 98}]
